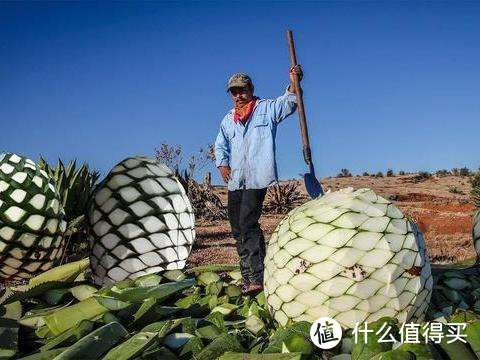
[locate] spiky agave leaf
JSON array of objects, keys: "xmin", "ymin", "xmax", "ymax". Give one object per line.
[
  {"xmin": 473, "ymin": 211, "xmax": 480, "ymax": 264},
  {"xmin": 38, "ymin": 157, "xmax": 100, "ymax": 262},
  {"xmin": 38, "ymin": 156, "xmax": 99, "ymax": 225}
]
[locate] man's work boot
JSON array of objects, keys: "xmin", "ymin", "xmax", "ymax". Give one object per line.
[{"xmin": 242, "ymin": 283, "xmax": 263, "ymax": 296}]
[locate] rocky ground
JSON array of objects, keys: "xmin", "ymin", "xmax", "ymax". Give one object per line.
[{"xmin": 187, "ymin": 174, "xmax": 477, "ymax": 267}]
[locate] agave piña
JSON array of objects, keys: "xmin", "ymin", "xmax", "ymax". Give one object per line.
[
  {"xmin": 88, "ymin": 156, "xmax": 195, "ymax": 286},
  {"xmin": 264, "ymin": 188, "xmax": 433, "ymax": 328},
  {"xmin": 0, "ymin": 153, "xmax": 66, "ymax": 280}
]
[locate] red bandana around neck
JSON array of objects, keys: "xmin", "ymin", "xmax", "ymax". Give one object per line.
[{"xmin": 233, "ymin": 97, "xmax": 259, "ymax": 125}]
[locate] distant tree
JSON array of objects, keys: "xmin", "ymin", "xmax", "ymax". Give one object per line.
[
  {"xmin": 375, "ymin": 171, "xmax": 384, "ymax": 178},
  {"xmin": 362, "ymin": 171, "xmax": 370, "ymax": 176},
  {"xmin": 448, "ymin": 186, "xmax": 464, "ymax": 195},
  {"xmin": 155, "ymin": 143, "xmax": 183, "ymax": 171},
  {"xmin": 412, "ymin": 171, "xmax": 432, "ymax": 183},
  {"xmin": 386, "ymin": 169, "xmax": 394, "ymax": 177},
  {"xmin": 436, "ymin": 169, "xmax": 450, "ymax": 177},
  {"xmin": 154, "ymin": 142, "xmax": 214, "ymax": 179},
  {"xmin": 451, "ymin": 168, "xmax": 460, "ymax": 176},
  {"xmin": 470, "ymin": 170, "xmax": 480, "ymax": 207},
  {"xmin": 459, "ymin": 167, "xmax": 471, "ymax": 177},
  {"xmin": 398, "ymin": 170, "xmax": 406, "ymax": 176},
  {"xmin": 337, "ymin": 168, "xmax": 352, "ymax": 178}
]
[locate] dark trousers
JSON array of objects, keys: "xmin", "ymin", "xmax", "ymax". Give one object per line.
[{"xmin": 227, "ymin": 188, "xmax": 267, "ymax": 285}]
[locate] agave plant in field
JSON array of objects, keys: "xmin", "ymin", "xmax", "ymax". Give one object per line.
[
  {"xmin": 88, "ymin": 156, "xmax": 195, "ymax": 286},
  {"xmin": 38, "ymin": 157, "xmax": 100, "ymax": 259},
  {"xmin": 470, "ymin": 171, "xmax": 480, "ymax": 263},
  {"xmin": 0, "ymin": 153, "xmax": 67, "ymax": 280},
  {"xmin": 263, "ymin": 181, "xmax": 303, "ymax": 215},
  {"xmin": 264, "ymin": 188, "xmax": 433, "ymax": 328}
]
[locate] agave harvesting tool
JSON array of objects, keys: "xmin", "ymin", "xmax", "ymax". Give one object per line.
[{"xmin": 287, "ymin": 29, "xmax": 324, "ymax": 198}]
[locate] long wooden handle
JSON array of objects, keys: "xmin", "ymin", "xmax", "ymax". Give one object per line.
[{"xmin": 287, "ymin": 29, "xmax": 312, "ymax": 165}]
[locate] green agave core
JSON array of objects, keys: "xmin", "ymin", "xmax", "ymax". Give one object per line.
[{"xmin": 0, "ymin": 152, "xmax": 66, "ymax": 280}]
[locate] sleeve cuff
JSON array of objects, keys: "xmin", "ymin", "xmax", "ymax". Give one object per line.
[
  {"xmin": 216, "ymin": 159, "xmax": 229, "ymax": 167},
  {"xmin": 285, "ymin": 84, "xmax": 295, "ymax": 95}
]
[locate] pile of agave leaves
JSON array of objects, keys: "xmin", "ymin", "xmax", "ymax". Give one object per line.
[{"xmin": 2, "ymin": 259, "xmax": 480, "ymax": 360}]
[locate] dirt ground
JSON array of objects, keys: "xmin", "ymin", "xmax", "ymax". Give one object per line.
[{"xmin": 187, "ymin": 174, "xmax": 477, "ymax": 267}]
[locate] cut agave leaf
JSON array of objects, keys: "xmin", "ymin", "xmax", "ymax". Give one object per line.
[
  {"xmin": 141, "ymin": 318, "xmax": 185, "ymax": 338},
  {"xmin": 180, "ymin": 336, "xmax": 204, "ymax": 356},
  {"xmin": 195, "ymin": 333, "xmax": 244, "ymax": 360},
  {"xmin": 205, "ymin": 311, "xmax": 226, "ymax": 330},
  {"xmin": 180, "ymin": 317, "xmax": 198, "ymax": 335},
  {"xmin": 227, "ymin": 270, "xmax": 242, "ymax": 281},
  {"xmin": 133, "ymin": 274, "xmax": 162, "ymax": 288},
  {"xmin": 351, "ymin": 318, "xmax": 399, "ymax": 360},
  {"xmin": 174, "ymin": 293, "xmax": 201, "ymax": 309},
  {"xmin": 141, "ymin": 346, "xmax": 178, "ymax": 360},
  {"xmin": 102, "ymin": 331, "xmax": 157, "ymax": 360},
  {"xmin": 19, "ymin": 302, "xmax": 73, "ymax": 329},
  {"xmin": 263, "ymin": 322, "xmax": 311, "ymax": 354},
  {"xmin": 396, "ymin": 343, "xmax": 437, "ymax": 360},
  {"xmin": 29, "ymin": 258, "xmax": 89, "ymax": 286},
  {"xmin": 2, "ymin": 301, "xmax": 22, "ymax": 320},
  {"xmin": 43, "ymin": 288, "xmax": 71, "ymax": 305},
  {"xmin": 93, "ymin": 295, "xmax": 131, "ymax": 311},
  {"xmin": 5, "ymin": 281, "xmax": 67, "ymax": 304},
  {"xmin": 371, "ymin": 349, "xmax": 414, "ymax": 359},
  {"xmin": 245, "ymin": 315, "xmax": 265, "ymax": 335},
  {"xmin": 465, "ymin": 322, "xmax": 480, "ymax": 358},
  {"xmin": 219, "ymin": 354, "xmax": 303, "ymax": 360},
  {"xmin": 101, "ymin": 312, "xmax": 121, "ymax": 324},
  {"xmin": 106, "ymin": 278, "xmax": 195, "ymax": 303},
  {"xmin": 281, "ymin": 333, "xmax": 313, "ymax": 355},
  {"xmin": 52, "ymin": 322, "xmax": 128, "ymax": 360},
  {"xmin": 35, "ymin": 325, "xmax": 53, "ymax": 339},
  {"xmin": 0, "ymin": 318, "xmax": 19, "ymax": 359},
  {"xmin": 44, "ymin": 297, "xmax": 107, "ymax": 335},
  {"xmin": 40, "ymin": 320, "xmax": 95, "ymax": 352},
  {"xmin": 162, "ymin": 332, "xmax": 195, "ymax": 349},
  {"xmin": 69, "ymin": 285, "xmax": 97, "ymax": 301},
  {"xmin": 198, "ymin": 272, "xmax": 221, "ymax": 286},
  {"xmin": 17, "ymin": 347, "xmax": 69, "ymax": 360},
  {"xmin": 163, "ymin": 270, "xmax": 186, "ymax": 282},
  {"xmin": 133, "ymin": 297, "xmax": 180, "ymax": 327},
  {"xmin": 217, "ymin": 295, "xmax": 230, "ymax": 305},
  {"xmin": 211, "ymin": 303, "xmax": 237, "ymax": 316},
  {"xmin": 206, "ymin": 282, "xmax": 224, "ymax": 296},
  {"xmin": 225, "ymin": 285, "xmax": 241, "ymax": 298},
  {"xmin": 195, "ymin": 325, "xmax": 223, "ymax": 339},
  {"xmin": 447, "ymin": 309, "xmax": 480, "ymax": 323},
  {"xmin": 186, "ymin": 264, "xmax": 240, "ymax": 275}
]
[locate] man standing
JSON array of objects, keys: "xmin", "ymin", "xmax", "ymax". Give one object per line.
[{"xmin": 214, "ymin": 66, "xmax": 303, "ymax": 294}]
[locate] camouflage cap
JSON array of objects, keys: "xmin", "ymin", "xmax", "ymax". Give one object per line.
[{"xmin": 227, "ymin": 73, "xmax": 253, "ymax": 92}]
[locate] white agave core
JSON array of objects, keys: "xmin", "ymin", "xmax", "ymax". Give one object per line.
[
  {"xmin": 89, "ymin": 156, "xmax": 195, "ymax": 286},
  {"xmin": 264, "ymin": 188, "xmax": 433, "ymax": 329},
  {"xmin": 0, "ymin": 153, "xmax": 66, "ymax": 279}
]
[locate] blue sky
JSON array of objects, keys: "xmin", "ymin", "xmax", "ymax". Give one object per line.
[{"xmin": 1, "ymin": 2, "xmax": 479, "ymax": 183}]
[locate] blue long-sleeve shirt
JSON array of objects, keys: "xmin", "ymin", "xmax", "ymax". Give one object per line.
[{"xmin": 214, "ymin": 87, "xmax": 297, "ymax": 191}]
